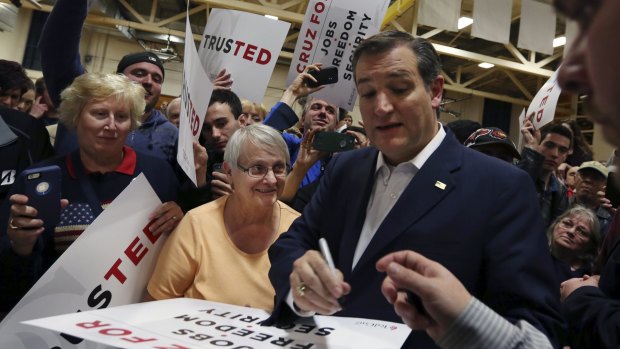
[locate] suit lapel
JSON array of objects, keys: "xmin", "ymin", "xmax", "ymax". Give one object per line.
[
  {"xmin": 354, "ymin": 135, "xmax": 464, "ymax": 271},
  {"xmin": 337, "ymin": 148, "xmax": 379, "ymax": 278}
]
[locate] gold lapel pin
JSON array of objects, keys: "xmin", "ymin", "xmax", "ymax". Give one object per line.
[{"xmin": 435, "ymin": 181, "xmax": 446, "ymax": 190}]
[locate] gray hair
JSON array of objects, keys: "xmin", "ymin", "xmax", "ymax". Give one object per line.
[
  {"xmin": 59, "ymin": 72, "xmax": 145, "ymax": 131},
  {"xmin": 223, "ymin": 124, "xmax": 290, "ymax": 168},
  {"xmin": 547, "ymin": 205, "xmax": 601, "ymax": 266}
]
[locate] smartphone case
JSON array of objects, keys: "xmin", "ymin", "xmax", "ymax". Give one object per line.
[
  {"xmin": 307, "ymin": 67, "xmax": 339, "ymax": 88},
  {"xmin": 312, "ymin": 132, "xmax": 355, "ymax": 152},
  {"xmin": 16, "ymin": 165, "xmax": 62, "ymax": 229}
]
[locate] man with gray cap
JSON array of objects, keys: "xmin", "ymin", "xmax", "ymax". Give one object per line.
[
  {"xmin": 40, "ymin": 0, "xmax": 177, "ymax": 164},
  {"xmin": 571, "ymin": 161, "xmax": 612, "ymax": 240}
]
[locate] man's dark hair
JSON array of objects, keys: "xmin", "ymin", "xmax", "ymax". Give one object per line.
[
  {"xmin": 446, "ymin": 119, "xmax": 482, "ymax": 144},
  {"xmin": 35, "ymin": 77, "xmax": 47, "ymax": 97},
  {"xmin": 352, "ymin": 30, "xmax": 442, "ymax": 90},
  {"xmin": 208, "ymin": 89, "xmax": 242, "ymax": 120},
  {"xmin": 0, "ymin": 59, "xmax": 30, "ymax": 95},
  {"xmin": 540, "ymin": 123, "xmax": 573, "ymax": 148}
]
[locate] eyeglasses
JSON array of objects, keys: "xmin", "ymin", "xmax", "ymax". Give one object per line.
[
  {"xmin": 558, "ymin": 218, "xmax": 591, "ymax": 239},
  {"xmin": 237, "ymin": 163, "xmax": 290, "ymax": 178}
]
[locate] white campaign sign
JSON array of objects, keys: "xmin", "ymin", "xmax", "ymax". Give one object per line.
[
  {"xmin": 24, "ymin": 298, "xmax": 412, "ymax": 349},
  {"xmin": 198, "ymin": 9, "xmax": 290, "ymax": 103},
  {"xmin": 177, "ymin": 16, "xmax": 213, "ymax": 186},
  {"xmin": 525, "ymin": 69, "xmax": 562, "ymax": 130},
  {"xmin": 0, "ymin": 174, "xmax": 165, "ymax": 349},
  {"xmin": 287, "ymin": 0, "xmax": 389, "ymax": 111}
]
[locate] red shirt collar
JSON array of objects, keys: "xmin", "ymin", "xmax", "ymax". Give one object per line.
[{"xmin": 66, "ymin": 146, "xmax": 137, "ymax": 179}]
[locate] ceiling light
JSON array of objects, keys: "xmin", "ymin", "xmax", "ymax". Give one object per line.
[
  {"xmin": 457, "ymin": 16, "xmax": 473, "ymax": 30},
  {"xmin": 264, "ymin": 15, "xmax": 278, "ymax": 20},
  {"xmin": 553, "ymin": 36, "xmax": 566, "ymax": 48},
  {"xmin": 478, "ymin": 62, "xmax": 495, "ymax": 69}
]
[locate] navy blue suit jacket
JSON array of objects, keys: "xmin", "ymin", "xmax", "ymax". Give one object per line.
[{"xmin": 267, "ymin": 132, "xmax": 564, "ymax": 348}]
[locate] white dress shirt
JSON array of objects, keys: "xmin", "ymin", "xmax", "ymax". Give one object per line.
[{"xmin": 352, "ymin": 125, "xmax": 446, "ymax": 268}]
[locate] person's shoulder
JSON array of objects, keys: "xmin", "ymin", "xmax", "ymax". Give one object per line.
[
  {"xmin": 331, "ymin": 146, "xmax": 378, "ymax": 165},
  {"xmin": 134, "ymin": 149, "xmax": 172, "ymax": 166},
  {"xmin": 0, "ymin": 107, "xmax": 46, "ymax": 136},
  {"xmin": 186, "ymin": 195, "xmax": 226, "ymax": 218},
  {"xmin": 460, "ymin": 145, "xmax": 527, "ymax": 178},
  {"xmin": 278, "ymin": 200, "xmax": 302, "ymax": 217}
]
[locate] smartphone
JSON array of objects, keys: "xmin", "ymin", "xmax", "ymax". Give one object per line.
[
  {"xmin": 307, "ymin": 66, "xmax": 339, "ymax": 88},
  {"xmin": 312, "ymin": 132, "xmax": 355, "ymax": 152},
  {"xmin": 212, "ymin": 162, "xmax": 224, "ymax": 173},
  {"xmin": 15, "ymin": 165, "xmax": 62, "ymax": 230}
]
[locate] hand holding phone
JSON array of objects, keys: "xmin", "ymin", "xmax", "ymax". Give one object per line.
[
  {"xmin": 306, "ymin": 66, "xmax": 339, "ymax": 88},
  {"xmin": 15, "ymin": 165, "xmax": 62, "ymax": 230}
]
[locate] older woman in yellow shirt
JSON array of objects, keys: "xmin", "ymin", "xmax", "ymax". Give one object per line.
[{"xmin": 147, "ymin": 124, "xmax": 299, "ymax": 311}]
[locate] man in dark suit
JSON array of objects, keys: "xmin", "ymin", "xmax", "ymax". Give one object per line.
[{"xmin": 267, "ymin": 31, "xmax": 563, "ymax": 348}]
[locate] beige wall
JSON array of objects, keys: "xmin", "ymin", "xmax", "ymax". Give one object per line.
[{"xmin": 0, "ymin": 8, "xmax": 31, "ymax": 63}]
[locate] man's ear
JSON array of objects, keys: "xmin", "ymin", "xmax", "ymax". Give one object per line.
[
  {"xmin": 430, "ymin": 75, "xmax": 444, "ymax": 110},
  {"xmin": 238, "ymin": 113, "xmax": 248, "ymax": 127}
]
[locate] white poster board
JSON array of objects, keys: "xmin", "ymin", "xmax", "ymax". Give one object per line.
[
  {"xmin": 0, "ymin": 174, "xmax": 165, "ymax": 349},
  {"xmin": 24, "ymin": 298, "xmax": 412, "ymax": 349},
  {"xmin": 198, "ymin": 9, "xmax": 290, "ymax": 103},
  {"xmin": 177, "ymin": 16, "xmax": 213, "ymax": 186},
  {"xmin": 525, "ymin": 69, "xmax": 562, "ymax": 130},
  {"xmin": 287, "ymin": 0, "xmax": 389, "ymax": 111}
]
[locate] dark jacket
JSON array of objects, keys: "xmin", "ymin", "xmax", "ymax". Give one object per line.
[
  {"xmin": 517, "ymin": 147, "xmax": 569, "ymax": 227},
  {"xmin": 0, "ymin": 107, "xmax": 54, "ymax": 206}
]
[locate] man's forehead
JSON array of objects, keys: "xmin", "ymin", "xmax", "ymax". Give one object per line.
[
  {"xmin": 124, "ymin": 62, "xmax": 163, "ymax": 77},
  {"xmin": 309, "ymin": 98, "xmax": 336, "ymax": 109},
  {"xmin": 543, "ymin": 132, "xmax": 571, "ymax": 145},
  {"xmin": 205, "ymin": 102, "xmax": 235, "ymax": 121}
]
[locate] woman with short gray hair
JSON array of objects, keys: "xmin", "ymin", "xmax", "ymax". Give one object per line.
[{"xmin": 147, "ymin": 124, "xmax": 299, "ymax": 311}]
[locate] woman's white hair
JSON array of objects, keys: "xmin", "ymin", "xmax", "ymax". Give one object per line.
[{"xmin": 223, "ymin": 124, "xmax": 290, "ymax": 168}]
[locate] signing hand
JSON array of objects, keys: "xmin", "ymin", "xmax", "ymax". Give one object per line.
[
  {"xmin": 376, "ymin": 250, "xmax": 472, "ymax": 341},
  {"xmin": 148, "ymin": 201, "xmax": 183, "ymax": 236},
  {"xmin": 290, "ymin": 250, "xmax": 351, "ymax": 315},
  {"xmin": 560, "ymin": 275, "xmax": 600, "ymax": 302},
  {"xmin": 7, "ymin": 194, "xmax": 68, "ymax": 256}
]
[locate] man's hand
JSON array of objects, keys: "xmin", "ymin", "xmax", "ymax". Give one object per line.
[
  {"xmin": 376, "ymin": 250, "xmax": 472, "ymax": 341},
  {"xmin": 295, "ymin": 129, "xmax": 327, "ymax": 170},
  {"xmin": 213, "ymin": 69, "xmax": 233, "ymax": 90},
  {"xmin": 280, "ymin": 63, "xmax": 326, "ymax": 107},
  {"xmin": 29, "ymin": 96, "xmax": 48, "ymax": 119},
  {"xmin": 346, "ymin": 129, "xmax": 370, "ymax": 149},
  {"xmin": 148, "ymin": 201, "xmax": 183, "ymax": 236},
  {"xmin": 211, "ymin": 171, "xmax": 233, "ymax": 198},
  {"xmin": 290, "ymin": 250, "xmax": 350, "ymax": 315},
  {"xmin": 560, "ymin": 275, "xmax": 600, "ymax": 302},
  {"xmin": 521, "ymin": 119, "xmax": 541, "ymax": 150},
  {"xmin": 597, "ymin": 189, "xmax": 617, "ymax": 215},
  {"xmin": 193, "ymin": 141, "xmax": 208, "ymax": 187},
  {"xmin": 7, "ymin": 194, "xmax": 68, "ymax": 256}
]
